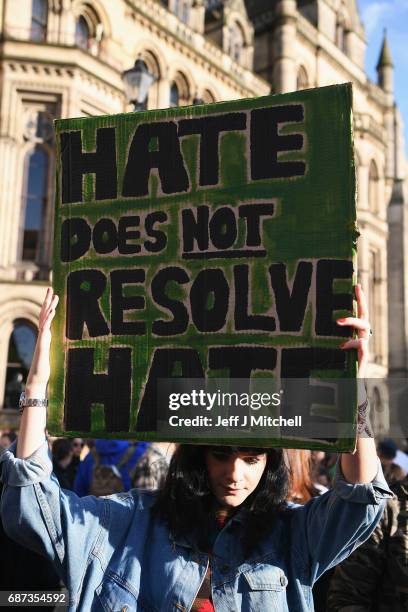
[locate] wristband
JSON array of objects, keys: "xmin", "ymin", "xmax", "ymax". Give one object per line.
[{"xmin": 19, "ymin": 391, "xmax": 48, "ymax": 415}]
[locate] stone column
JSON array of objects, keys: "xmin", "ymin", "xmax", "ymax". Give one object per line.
[
  {"xmin": 0, "ymin": 137, "xmax": 23, "ymax": 273},
  {"xmin": 273, "ymin": 0, "xmax": 297, "ymax": 94},
  {"xmin": 387, "ymin": 180, "xmax": 408, "ymax": 375}
]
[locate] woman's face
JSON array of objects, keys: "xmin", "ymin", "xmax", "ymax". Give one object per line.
[
  {"xmin": 205, "ymin": 448, "xmax": 267, "ymax": 509},
  {"xmin": 71, "ymin": 438, "xmax": 84, "ymax": 457}
]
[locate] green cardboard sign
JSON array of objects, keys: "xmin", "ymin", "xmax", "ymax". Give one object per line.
[{"xmin": 49, "ymin": 83, "xmax": 357, "ymax": 450}]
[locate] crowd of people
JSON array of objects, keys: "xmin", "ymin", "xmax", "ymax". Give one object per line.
[{"xmin": 0, "ymin": 428, "xmax": 407, "ymax": 610}]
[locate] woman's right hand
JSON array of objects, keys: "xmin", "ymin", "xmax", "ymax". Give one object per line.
[{"xmin": 26, "ymin": 288, "xmax": 59, "ymax": 391}]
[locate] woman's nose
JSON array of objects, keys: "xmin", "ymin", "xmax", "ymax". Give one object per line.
[{"xmin": 227, "ymin": 458, "xmax": 244, "ymax": 483}]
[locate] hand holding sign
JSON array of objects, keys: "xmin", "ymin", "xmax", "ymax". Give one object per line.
[{"xmin": 337, "ymin": 284, "xmax": 371, "ymax": 379}]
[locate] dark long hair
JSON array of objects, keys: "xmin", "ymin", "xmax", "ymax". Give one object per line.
[{"xmin": 153, "ymin": 445, "xmax": 290, "ymax": 556}]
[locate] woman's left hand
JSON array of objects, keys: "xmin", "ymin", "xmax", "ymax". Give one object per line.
[{"xmin": 336, "ymin": 283, "xmax": 371, "ymax": 378}]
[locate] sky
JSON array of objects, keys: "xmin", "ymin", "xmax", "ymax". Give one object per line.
[{"xmin": 356, "ymin": 0, "xmax": 408, "ymax": 156}]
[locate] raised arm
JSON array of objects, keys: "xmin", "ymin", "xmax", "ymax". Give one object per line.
[
  {"xmin": 17, "ymin": 287, "xmax": 58, "ymax": 459},
  {"xmin": 337, "ymin": 284, "xmax": 377, "ymax": 484}
]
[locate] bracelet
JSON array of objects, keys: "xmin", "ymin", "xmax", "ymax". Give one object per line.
[{"xmin": 19, "ymin": 392, "xmax": 48, "ymax": 415}]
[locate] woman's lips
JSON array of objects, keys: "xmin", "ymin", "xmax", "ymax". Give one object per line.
[{"xmin": 223, "ymin": 487, "xmax": 242, "ymax": 495}]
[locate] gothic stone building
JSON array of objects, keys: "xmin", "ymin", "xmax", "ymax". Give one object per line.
[{"xmin": 0, "ymin": 0, "xmax": 405, "ymax": 432}]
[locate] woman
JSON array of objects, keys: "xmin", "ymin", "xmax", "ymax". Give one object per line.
[
  {"xmin": 285, "ymin": 449, "xmax": 326, "ymax": 504},
  {"xmin": 0, "ymin": 286, "xmax": 392, "ymax": 611}
]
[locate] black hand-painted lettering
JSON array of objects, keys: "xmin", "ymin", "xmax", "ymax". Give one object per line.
[
  {"xmin": 269, "ymin": 261, "xmax": 313, "ymax": 331},
  {"xmin": 151, "ymin": 267, "xmax": 189, "ymax": 336},
  {"xmin": 178, "ymin": 113, "xmax": 246, "ymax": 186},
  {"xmin": 190, "ymin": 269, "xmax": 229, "ymax": 332},
  {"xmin": 122, "ymin": 122, "xmax": 189, "ymax": 197},
  {"xmin": 239, "ymin": 203, "xmax": 275, "ymax": 247},
  {"xmin": 251, "ymin": 105, "xmax": 305, "ymax": 180},
  {"xmin": 60, "ymin": 218, "xmax": 91, "ymax": 262},
  {"xmin": 60, "ymin": 128, "xmax": 117, "ymax": 203},
  {"xmin": 234, "ymin": 265, "xmax": 276, "ymax": 331},
  {"xmin": 65, "ymin": 347, "xmax": 131, "ymax": 431},
  {"xmin": 136, "ymin": 348, "xmax": 204, "ymax": 431},
  {"xmin": 315, "ymin": 259, "xmax": 353, "ymax": 336},
  {"xmin": 66, "ymin": 270, "xmax": 109, "ymax": 339},
  {"xmin": 111, "ymin": 269, "xmax": 146, "ymax": 335},
  {"xmin": 144, "ymin": 211, "xmax": 168, "ymax": 252}
]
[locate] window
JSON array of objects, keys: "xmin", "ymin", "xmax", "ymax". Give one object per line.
[
  {"xmin": 297, "ymin": 66, "xmax": 309, "ymax": 90},
  {"xmin": 335, "ymin": 7, "xmax": 348, "ymax": 54},
  {"xmin": 336, "ymin": 20, "xmax": 344, "ymax": 51},
  {"xmin": 173, "ymin": 0, "xmax": 189, "ymax": 23},
  {"xmin": 201, "ymin": 89, "xmax": 215, "ymax": 103},
  {"xmin": 170, "ymin": 83, "xmax": 179, "ymax": 107},
  {"xmin": 229, "ymin": 22, "xmax": 245, "ymax": 62},
  {"xmin": 3, "ymin": 321, "xmax": 37, "ymax": 409},
  {"xmin": 74, "ymin": 4, "xmax": 104, "ymax": 55},
  {"xmin": 21, "ymin": 146, "xmax": 49, "ymax": 262},
  {"xmin": 369, "ymin": 160, "xmax": 379, "ymax": 213},
  {"xmin": 75, "ymin": 15, "xmax": 91, "ymax": 50},
  {"xmin": 181, "ymin": 2, "xmax": 189, "ymax": 23},
  {"xmin": 170, "ymin": 73, "xmax": 190, "ymax": 106},
  {"xmin": 31, "ymin": 0, "xmax": 48, "ymax": 42}
]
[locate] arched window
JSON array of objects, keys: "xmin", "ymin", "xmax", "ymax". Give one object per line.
[
  {"xmin": 297, "ymin": 66, "xmax": 309, "ymax": 90},
  {"xmin": 75, "ymin": 15, "xmax": 91, "ymax": 50},
  {"xmin": 369, "ymin": 160, "xmax": 379, "ymax": 213},
  {"xmin": 21, "ymin": 146, "xmax": 49, "ymax": 262},
  {"xmin": 137, "ymin": 51, "xmax": 161, "ymax": 110},
  {"xmin": 201, "ymin": 89, "xmax": 216, "ymax": 103},
  {"xmin": 74, "ymin": 4, "xmax": 104, "ymax": 55},
  {"xmin": 170, "ymin": 73, "xmax": 190, "ymax": 106},
  {"xmin": 31, "ymin": 0, "xmax": 48, "ymax": 42},
  {"xmin": 170, "ymin": 83, "xmax": 179, "ymax": 107},
  {"xmin": 3, "ymin": 321, "xmax": 37, "ymax": 409},
  {"xmin": 229, "ymin": 22, "xmax": 245, "ymax": 62}
]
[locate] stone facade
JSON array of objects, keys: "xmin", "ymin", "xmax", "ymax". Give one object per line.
[{"xmin": 0, "ymin": 0, "xmax": 405, "ymax": 433}]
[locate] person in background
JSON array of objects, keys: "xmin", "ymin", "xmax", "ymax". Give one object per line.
[
  {"xmin": 0, "ymin": 430, "xmax": 17, "ymax": 449},
  {"xmin": 285, "ymin": 449, "xmax": 331, "ymax": 612},
  {"xmin": 0, "ymin": 435, "xmax": 61, "ymax": 606},
  {"xmin": 378, "ymin": 438, "xmax": 407, "ymax": 484},
  {"xmin": 74, "ymin": 438, "xmax": 150, "ymax": 497},
  {"xmin": 52, "ymin": 438, "xmax": 76, "ymax": 490},
  {"xmin": 285, "ymin": 449, "xmax": 328, "ymax": 504},
  {"xmin": 131, "ymin": 442, "xmax": 176, "ymax": 490},
  {"xmin": 327, "ymin": 473, "xmax": 408, "ymax": 612},
  {"xmin": 311, "ymin": 450, "xmax": 331, "ymax": 490},
  {"xmin": 71, "ymin": 438, "xmax": 84, "ymax": 459},
  {"xmin": 70, "ymin": 437, "xmax": 83, "ymax": 480}
]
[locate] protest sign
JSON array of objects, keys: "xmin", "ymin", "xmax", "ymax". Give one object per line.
[{"xmin": 49, "ymin": 83, "xmax": 357, "ymax": 450}]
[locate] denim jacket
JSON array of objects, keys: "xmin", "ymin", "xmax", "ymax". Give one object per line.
[{"xmin": 0, "ymin": 439, "xmax": 392, "ymax": 612}]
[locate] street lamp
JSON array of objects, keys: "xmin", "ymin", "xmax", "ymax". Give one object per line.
[{"xmin": 122, "ymin": 59, "xmax": 156, "ymax": 111}]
